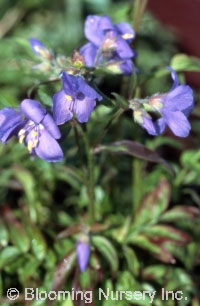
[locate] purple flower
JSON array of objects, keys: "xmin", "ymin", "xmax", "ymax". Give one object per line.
[
  {"xmin": 76, "ymin": 240, "xmax": 90, "ymax": 272},
  {"xmin": 80, "ymin": 15, "xmax": 135, "ymax": 74},
  {"xmin": 142, "ymin": 67, "xmax": 194, "ymax": 137},
  {"xmin": 53, "ymin": 72, "xmax": 102, "ymax": 124},
  {"xmin": 0, "ymin": 100, "xmax": 63, "ymax": 162},
  {"xmin": 30, "ymin": 38, "xmax": 53, "ymax": 59},
  {"xmin": 0, "ymin": 109, "xmax": 23, "ymax": 144}
]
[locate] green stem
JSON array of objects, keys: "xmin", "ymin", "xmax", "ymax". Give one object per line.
[
  {"xmin": 132, "ymin": 158, "xmax": 143, "ymax": 217},
  {"xmin": 78, "ymin": 124, "xmax": 95, "ymax": 224},
  {"xmin": 73, "ymin": 125, "xmax": 87, "ymax": 182},
  {"xmin": 133, "ymin": 0, "xmax": 148, "ymax": 33}
]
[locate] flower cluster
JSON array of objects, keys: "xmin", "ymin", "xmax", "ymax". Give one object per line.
[
  {"xmin": 130, "ymin": 67, "xmax": 194, "ymax": 137},
  {"xmin": 0, "ymin": 15, "xmax": 194, "ymax": 166},
  {"xmin": 0, "ymin": 14, "xmax": 196, "ymax": 279},
  {"xmin": 80, "ymin": 15, "xmax": 136, "ymax": 74},
  {"xmin": 0, "ymin": 72, "xmax": 102, "ymax": 162}
]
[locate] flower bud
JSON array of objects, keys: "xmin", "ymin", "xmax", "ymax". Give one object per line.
[
  {"xmin": 30, "ymin": 38, "xmax": 53, "ymax": 60},
  {"xmin": 71, "ymin": 51, "xmax": 85, "ymax": 68},
  {"xmin": 56, "ymin": 55, "xmax": 67, "ymax": 67},
  {"xmin": 76, "ymin": 236, "xmax": 90, "ymax": 272}
]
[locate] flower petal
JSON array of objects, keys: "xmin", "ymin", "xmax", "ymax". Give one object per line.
[
  {"xmin": 116, "ymin": 37, "xmax": 134, "ymax": 59},
  {"xmin": 20, "ymin": 99, "xmax": 46, "ymax": 124},
  {"xmin": 166, "ymin": 66, "xmax": 179, "ymax": 90},
  {"xmin": 74, "ymin": 97, "xmax": 96, "ymax": 123},
  {"xmin": 0, "ymin": 108, "xmax": 23, "ymax": 143},
  {"xmin": 53, "ymin": 89, "xmax": 74, "ymax": 125},
  {"xmin": 163, "ymin": 85, "xmax": 194, "ymax": 115},
  {"xmin": 77, "ymin": 77, "xmax": 102, "ymax": 101},
  {"xmin": 115, "ymin": 22, "xmax": 135, "ymax": 41},
  {"xmin": 34, "ymin": 130, "xmax": 63, "ymax": 162},
  {"xmin": 80, "ymin": 42, "xmax": 98, "ymax": 67},
  {"xmin": 42, "ymin": 114, "xmax": 61, "ymax": 139},
  {"xmin": 120, "ymin": 59, "xmax": 134, "ymax": 75},
  {"xmin": 142, "ymin": 116, "xmax": 166, "ymax": 136},
  {"xmin": 163, "ymin": 110, "xmax": 191, "ymax": 137},
  {"xmin": 85, "ymin": 15, "xmax": 114, "ymax": 46},
  {"xmin": 62, "ymin": 73, "xmax": 79, "ymax": 98}
]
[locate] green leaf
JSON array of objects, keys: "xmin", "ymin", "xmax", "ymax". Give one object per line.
[
  {"xmin": 123, "ymin": 246, "xmax": 140, "ymax": 276},
  {"xmin": 51, "ymin": 250, "xmax": 76, "ymax": 292},
  {"xmin": 4, "ymin": 208, "xmax": 30, "ymax": 253},
  {"xmin": 134, "ymin": 179, "xmax": 171, "ymax": 226},
  {"xmin": 171, "ymin": 54, "xmax": 200, "ymax": 72},
  {"xmin": 0, "ymin": 272, "xmax": 2, "ymax": 297},
  {"xmin": 18, "ymin": 255, "xmax": 40, "ymax": 283},
  {"xmin": 8, "ymin": 222, "xmax": 30, "ymax": 253},
  {"xmin": 79, "ymin": 269, "xmax": 91, "ymax": 289},
  {"xmin": 92, "ymin": 235, "xmax": 119, "ymax": 275},
  {"xmin": 116, "ymin": 271, "xmax": 151, "ymax": 306},
  {"xmin": 142, "ymin": 225, "xmax": 191, "ymax": 245},
  {"xmin": 142, "ymin": 265, "xmax": 170, "ymax": 282},
  {"xmin": 126, "ymin": 234, "xmax": 175, "ymax": 264},
  {"xmin": 27, "ymin": 224, "xmax": 47, "ymax": 261},
  {"xmin": 161, "ymin": 206, "xmax": 200, "ymax": 222},
  {"xmin": 0, "ymin": 219, "xmax": 9, "ymax": 247},
  {"xmin": 0, "ymin": 247, "xmax": 21, "ymax": 269},
  {"xmin": 112, "ymin": 93, "xmax": 128, "ymax": 108},
  {"xmin": 12, "ymin": 166, "xmax": 37, "ymax": 221},
  {"xmin": 38, "ymin": 88, "xmax": 53, "ymax": 107}
]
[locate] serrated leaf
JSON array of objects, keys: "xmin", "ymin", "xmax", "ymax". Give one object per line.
[
  {"xmin": 92, "ymin": 235, "xmax": 119, "ymax": 275},
  {"xmin": 93, "ymin": 140, "xmax": 174, "ymax": 174},
  {"xmin": 134, "ymin": 179, "xmax": 171, "ymax": 226}
]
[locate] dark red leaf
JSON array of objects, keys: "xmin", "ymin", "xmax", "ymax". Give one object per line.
[{"xmin": 93, "ymin": 140, "xmax": 174, "ymax": 174}]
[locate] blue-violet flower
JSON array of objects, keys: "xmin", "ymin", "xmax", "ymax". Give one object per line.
[
  {"xmin": 141, "ymin": 67, "xmax": 194, "ymax": 137},
  {"xmin": 53, "ymin": 72, "xmax": 102, "ymax": 124},
  {"xmin": 80, "ymin": 15, "xmax": 135, "ymax": 74},
  {"xmin": 0, "ymin": 99, "xmax": 63, "ymax": 162}
]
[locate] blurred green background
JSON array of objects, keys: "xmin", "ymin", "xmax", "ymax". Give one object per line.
[{"xmin": 0, "ymin": 0, "xmax": 200, "ymax": 305}]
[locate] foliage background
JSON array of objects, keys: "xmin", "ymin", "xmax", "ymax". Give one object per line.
[{"xmin": 0, "ymin": 0, "xmax": 200, "ymax": 305}]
